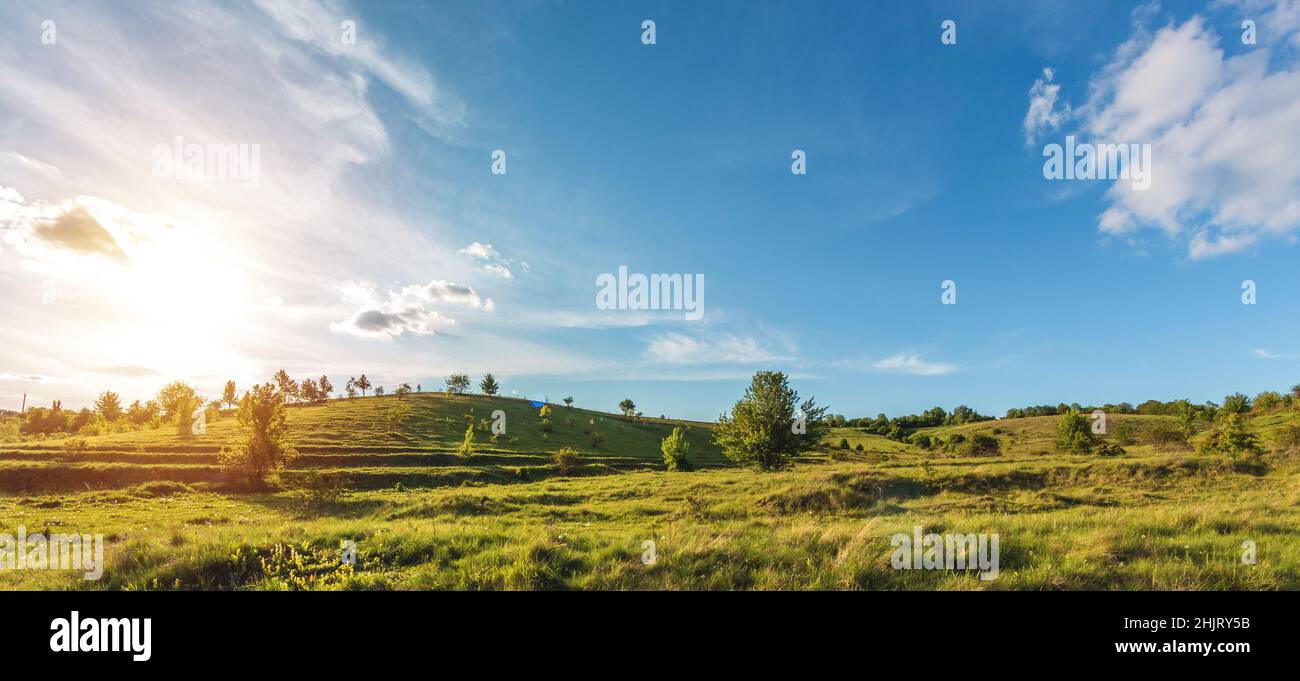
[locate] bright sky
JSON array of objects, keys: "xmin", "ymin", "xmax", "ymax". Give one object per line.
[{"xmin": 2, "ymin": 0, "xmax": 1300, "ymax": 420}]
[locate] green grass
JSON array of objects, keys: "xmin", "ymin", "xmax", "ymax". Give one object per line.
[{"xmin": 2, "ymin": 397, "xmax": 1297, "ymax": 590}]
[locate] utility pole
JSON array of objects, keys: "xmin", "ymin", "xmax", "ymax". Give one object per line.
[{"xmin": 20, "ymin": 393, "xmax": 26, "ymax": 414}]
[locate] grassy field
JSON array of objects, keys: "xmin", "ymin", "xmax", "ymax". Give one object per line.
[{"xmin": 2, "ymin": 395, "xmax": 1298, "ymax": 590}]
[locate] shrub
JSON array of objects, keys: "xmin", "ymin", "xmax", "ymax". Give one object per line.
[
  {"xmin": 1200, "ymin": 413, "xmax": 1263, "ymax": 457},
  {"xmin": 1274, "ymin": 424, "xmax": 1300, "ymax": 454},
  {"xmin": 220, "ymin": 383, "xmax": 298, "ymax": 487},
  {"xmin": 838, "ymin": 438, "xmax": 850, "ymax": 450},
  {"xmin": 1055, "ymin": 411, "xmax": 1094, "ymax": 453},
  {"xmin": 553, "ymin": 447, "xmax": 580, "ymax": 474},
  {"xmin": 1144, "ymin": 421, "xmax": 1188, "ymax": 451},
  {"xmin": 457, "ymin": 423, "xmax": 475, "ymax": 458},
  {"xmin": 956, "ymin": 433, "xmax": 1000, "ymax": 456},
  {"xmin": 1095, "ymin": 442, "xmax": 1126, "ymax": 457},
  {"xmin": 661, "ymin": 427, "xmax": 691, "ymax": 471}
]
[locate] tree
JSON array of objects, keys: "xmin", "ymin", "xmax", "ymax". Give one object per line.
[
  {"xmin": 375, "ymin": 386, "xmax": 385, "ymax": 397},
  {"xmin": 356, "ymin": 374, "xmax": 371, "ymax": 398},
  {"xmin": 563, "ymin": 396, "xmax": 574, "ymax": 408},
  {"xmin": 1055, "ymin": 411, "xmax": 1094, "ymax": 453},
  {"xmin": 220, "ymin": 382, "xmax": 298, "ymax": 487},
  {"xmin": 1221, "ymin": 392, "xmax": 1251, "ymax": 416},
  {"xmin": 661, "ymin": 427, "xmax": 691, "ymax": 471},
  {"xmin": 618, "ymin": 398, "xmax": 636, "ymax": 418},
  {"xmin": 457, "ymin": 422, "xmax": 475, "ymax": 458},
  {"xmin": 318, "ymin": 375, "xmax": 334, "ymax": 401},
  {"xmin": 538, "ymin": 404, "xmax": 553, "ymax": 432},
  {"xmin": 479, "ymin": 373, "xmax": 500, "ymax": 396},
  {"xmin": 712, "ymin": 371, "xmax": 828, "ymax": 471},
  {"xmin": 222, "ymin": 380, "xmax": 237, "ymax": 410},
  {"xmin": 345, "ymin": 377, "xmax": 358, "ymax": 399},
  {"xmin": 155, "ymin": 381, "xmax": 203, "ymax": 420},
  {"xmin": 299, "ymin": 377, "xmax": 320, "ymax": 403},
  {"xmin": 273, "ymin": 369, "xmax": 298, "ymax": 403},
  {"xmin": 445, "ymin": 373, "xmax": 470, "ymax": 394},
  {"xmin": 126, "ymin": 400, "xmax": 152, "ymax": 426},
  {"xmin": 94, "ymin": 391, "xmax": 123, "ymax": 422},
  {"xmin": 395, "ymin": 383, "xmax": 412, "ymax": 399}
]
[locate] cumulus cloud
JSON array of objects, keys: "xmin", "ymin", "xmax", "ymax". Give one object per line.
[
  {"xmin": 871, "ymin": 353, "xmax": 957, "ymax": 376},
  {"xmin": 1031, "ymin": 7, "xmax": 1300, "ymax": 258},
  {"xmin": 0, "ymin": 189, "xmax": 162, "ymax": 266},
  {"xmin": 330, "ymin": 279, "xmax": 493, "ymax": 338},
  {"xmin": 643, "ymin": 332, "xmax": 792, "ymax": 365}
]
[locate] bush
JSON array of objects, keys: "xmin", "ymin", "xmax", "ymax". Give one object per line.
[
  {"xmin": 956, "ymin": 433, "xmax": 1000, "ymax": 456},
  {"xmin": 1200, "ymin": 413, "xmax": 1263, "ymax": 457},
  {"xmin": 553, "ymin": 447, "xmax": 581, "ymax": 474},
  {"xmin": 661, "ymin": 427, "xmax": 692, "ymax": 471},
  {"xmin": 1143, "ymin": 421, "xmax": 1188, "ymax": 451},
  {"xmin": 220, "ymin": 383, "xmax": 298, "ymax": 487},
  {"xmin": 1095, "ymin": 442, "xmax": 1126, "ymax": 457},
  {"xmin": 838, "ymin": 438, "xmax": 850, "ymax": 450},
  {"xmin": 1274, "ymin": 424, "xmax": 1300, "ymax": 454},
  {"xmin": 1055, "ymin": 411, "xmax": 1094, "ymax": 453}
]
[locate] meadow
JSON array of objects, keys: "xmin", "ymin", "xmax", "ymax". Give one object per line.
[{"xmin": 1, "ymin": 394, "xmax": 1297, "ymax": 590}]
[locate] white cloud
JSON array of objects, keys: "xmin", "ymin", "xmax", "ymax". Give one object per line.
[
  {"xmin": 643, "ymin": 332, "xmax": 792, "ymax": 365},
  {"xmin": 330, "ymin": 279, "xmax": 493, "ymax": 339},
  {"xmin": 1253, "ymin": 348, "xmax": 1300, "ymax": 360},
  {"xmin": 459, "ymin": 241, "xmax": 516, "ymax": 279},
  {"xmin": 1035, "ymin": 9, "xmax": 1300, "ymax": 258},
  {"xmin": 1023, "ymin": 67, "xmax": 1070, "ymax": 144},
  {"xmin": 871, "ymin": 353, "xmax": 958, "ymax": 376}
]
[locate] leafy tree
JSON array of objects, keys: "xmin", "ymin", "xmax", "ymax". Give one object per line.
[
  {"xmin": 712, "ymin": 371, "xmax": 827, "ymax": 471},
  {"xmin": 661, "ymin": 427, "xmax": 691, "ymax": 471},
  {"xmin": 618, "ymin": 398, "xmax": 636, "ymax": 418},
  {"xmin": 94, "ymin": 390, "xmax": 123, "ymax": 422},
  {"xmin": 445, "ymin": 373, "xmax": 470, "ymax": 394},
  {"xmin": 356, "ymin": 374, "xmax": 371, "ymax": 397},
  {"xmin": 126, "ymin": 400, "xmax": 152, "ymax": 426},
  {"xmin": 538, "ymin": 404, "xmax": 553, "ymax": 432},
  {"xmin": 563, "ymin": 396, "xmax": 574, "ymax": 407},
  {"xmin": 1055, "ymin": 411, "xmax": 1094, "ymax": 453},
  {"xmin": 395, "ymin": 383, "xmax": 412, "ymax": 399},
  {"xmin": 155, "ymin": 381, "xmax": 203, "ymax": 420},
  {"xmin": 220, "ymin": 382, "xmax": 298, "ymax": 486},
  {"xmin": 375, "ymin": 386, "xmax": 385, "ymax": 397},
  {"xmin": 1220, "ymin": 392, "xmax": 1251, "ymax": 416},
  {"xmin": 299, "ymin": 377, "xmax": 320, "ymax": 403},
  {"xmin": 222, "ymin": 380, "xmax": 237, "ymax": 410},
  {"xmin": 479, "ymin": 373, "xmax": 500, "ymax": 396},
  {"xmin": 318, "ymin": 375, "xmax": 334, "ymax": 400},
  {"xmin": 345, "ymin": 377, "xmax": 358, "ymax": 399},
  {"xmin": 273, "ymin": 369, "xmax": 298, "ymax": 403},
  {"xmin": 1291, "ymin": 384, "xmax": 1300, "ymax": 400},
  {"xmin": 1254, "ymin": 390, "xmax": 1282, "ymax": 411}
]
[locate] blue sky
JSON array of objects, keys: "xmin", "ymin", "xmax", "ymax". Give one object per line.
[{"xmin": 2, "ymin": 0, "xmax": 1300, "ymax": 420}]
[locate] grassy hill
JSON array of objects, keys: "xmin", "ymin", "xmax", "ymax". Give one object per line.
[
  {"xmin": 2, "ymin": 397, "xmax": 1298, "ymax": 590},
  {"xmin": 0, "ymin": 393, "xmax": 725, "ymax": 493}
]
